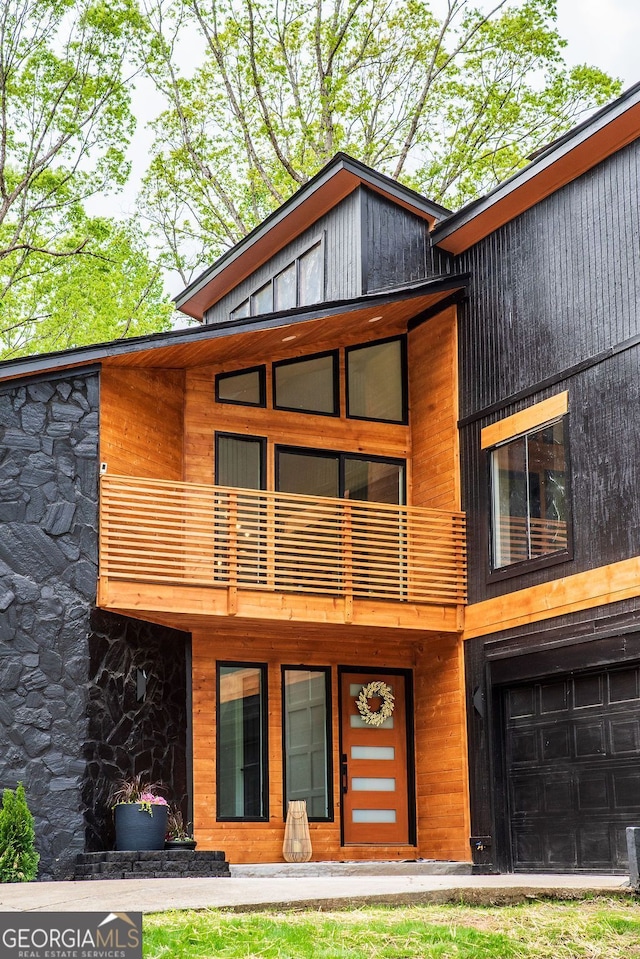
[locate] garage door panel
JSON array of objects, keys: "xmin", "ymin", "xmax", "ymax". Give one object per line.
[
  {"xmin": 544, "ymin": 777, "xmax": 573, "ymax": 813},
  {"xmin": 574, "ymin": 674, "xmax": 604, "ymax": 708},
  {"xmin": 612, "ymin": 768, "xmax": 640, "ymax": 807},
  {"xmin": 542, "ymin": 723, "xmax": 571, "ymax": 760},
  {"xmin": 513, "ymin": 828, "xmax": 544, "ymax": 866},
  {"xmin": 609, "ymin": 668, "xmax": 640, "ymax": 703},
  {"xmin": 504, "ymin": 663, "xmax": 640, "ymax": 873},
  {"xmin": 510, "ymin": 729, "xmax": 538, "ymax": 763},
  {"xmin": 577, "ymin": 772, "xmax": 609, "ymax": 810},
  {"xmin": 508, "ymin": 686, "xmax": 536, "ymax": 718},
  {"xmin": 610, "ymin": 719, "xmax": 640, "ymax": 753},
  {"xmin": 547, "ymin": 831, "xmax": 577, "ymax": 866},
  {"xmin": 578, "ymin": 824, "xmax": 612, "ymax": 866},
  {"xmin": 574, "ymin": 722, "xmax": 606, "ymax": 757}
]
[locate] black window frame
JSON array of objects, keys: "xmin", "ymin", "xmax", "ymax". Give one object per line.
[
  {"xmin": 215, "ymin": 432, "xmax": 267, "ymax": 490},
  {"xmin": 272, "ymin": 349, "xmax": 339, "ymax": 417},
  {"xmin": 281, "ymin": 665, "xmax": 333, "ymax": 823},
  {"xmin": 215, "ymin": 365, "xmax": 266, "ymax": 408},
  {"xmin": 487, "ymin": 414, "xmax": 573, "ymax": 582},
  {"xmin": 275, "ymin": 445, "xmax": 406, "ymax": 505},
  {"xmin": 345, "ymin": 334, "xmax": 408, "ymax": 425},
  {"xmin": 216, "ymin": 660, "xmax": 269, "ymax": 823}
]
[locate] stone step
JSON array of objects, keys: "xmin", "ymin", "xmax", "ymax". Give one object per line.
[{"xmin": 74, "ymin": 850, "xmax": 230, "ymax": 881}]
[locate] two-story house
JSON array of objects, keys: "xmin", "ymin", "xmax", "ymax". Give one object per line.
[{"xmin": 1, "ymin": 82, "xmax": 639, "ymax": 880}]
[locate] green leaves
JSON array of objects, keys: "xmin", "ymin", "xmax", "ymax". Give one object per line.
[
  {"xmin": 140, "ymin": 0, "xmax": 621, "ymax": 280},
  {"xmin": 0, "ymin": 782, "xmax": 39, "ymax": 883}
]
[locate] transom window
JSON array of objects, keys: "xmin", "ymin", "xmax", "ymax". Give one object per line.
[
  {"xmin": 216, "ymin": 366, "xmax": 266, "ymax": 407},
  {"xmin": 230, "ymin": 239, "xmax": 324, "ymax": 321},
  {"xmin": 273, "ymin": 351, "xmax": 338, "ymax": 416},
  {"xmin": 216, "ymin": 336, "xmax": 406, "ymax": 424},
  {"xmin": 489, "ymin": 417, "xmax": 570, "ymax": 571}
]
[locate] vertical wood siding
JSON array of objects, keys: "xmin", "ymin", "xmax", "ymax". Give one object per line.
[
  {"xmin": 100, "ymin": 367, "xmax": 185, "ymax": 479},
  {"xmin": 409, "ymin": 306, "xmax": 460, "ymax": 511},
  {"xmin": 205, "ymin": 191, "xmax": 362, "ymax": 325},
  {"xmin": 191, "ymin": 623, "xmax": 470, "ymax": 863},
  {"xmin": 363, "ymin": 189, "xmax": 452, "ymax": 292}
]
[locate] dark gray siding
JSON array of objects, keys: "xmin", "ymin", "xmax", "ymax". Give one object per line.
[
  {"xmin": 462, "ymin": 346, "xmax": 640, "ymax": 606},
  {"xmin": 458, "ymin": 139, "xmax": 640, "ymax": 606},
  {"xmin": 206, "ymin": 190, "xmax": 362, "ymax": 324},
  {"xmin": 457, "ymin": 139, "xmax": 640, "ymax": 418},
  {"xmin": 363, "ymin": 189, "xmax": 450, "ymax": 292}
]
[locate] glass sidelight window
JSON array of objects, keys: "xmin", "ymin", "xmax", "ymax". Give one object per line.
[
  {"xmin": 217, "ymin": 663, "xmax": 268, "ymax": 820},
  {"xmin": 283, "ymin": 667, "xmax": 332, "ymax": 820}
]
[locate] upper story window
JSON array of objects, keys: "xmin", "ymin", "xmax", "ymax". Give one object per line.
[
  {"xmin": 273, "ymin": 351, "xmax": 338, "ymax": 416},
  {"xmin": 230, "ymin": 238, "xmax": 324, "ymax": 321},
  {"xmin": 216, "ymin": 366, "xmax": 266, "ymax": 407},
  {"xmin": 483, "ymin": 393, "xmax": 571, "ymax": 574},
  {"xmin": 346, "ymin": 337, "xmax": 406, "ymax": 423},
  {"xmin": 216, "ymin": 335, "xmax": 406, "ymax": 424}
]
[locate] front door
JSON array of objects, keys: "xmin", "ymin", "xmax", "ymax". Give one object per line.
[{"xmin": 340, "ymin": 670, "xmax": 410, "ymax": 845}]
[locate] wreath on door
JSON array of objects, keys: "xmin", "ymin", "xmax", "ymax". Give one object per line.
[{"xmin": 356, "ymin": 681, "xmax": 395, "ymax": 727}]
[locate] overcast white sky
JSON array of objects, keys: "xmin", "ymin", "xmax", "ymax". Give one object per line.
[{"xmin": 557, "ymin": 0, "xmax": 639, "ymax": 89}]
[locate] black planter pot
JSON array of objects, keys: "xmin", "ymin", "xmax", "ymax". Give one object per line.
[
  {"xmin": 164, "ymin": 839, "xmax": 197, "ymax": 850},
  {"xmin": 114, "ymin": 802, "xmax": 169, "ymax": 851}
]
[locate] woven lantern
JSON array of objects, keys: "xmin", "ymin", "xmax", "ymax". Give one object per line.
[{"xmin": 282, "ymin": 800, "xmax": 312, "ymax": 862}]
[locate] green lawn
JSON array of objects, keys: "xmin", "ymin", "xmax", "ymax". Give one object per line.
[{"xmin": 143, "ymin": 898, "xmax": 640, "ymax": 958}]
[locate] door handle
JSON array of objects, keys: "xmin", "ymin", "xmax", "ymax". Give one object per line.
[{"xmin": 341, "ymin": 753, "xmax": 348, "ymax": 794}]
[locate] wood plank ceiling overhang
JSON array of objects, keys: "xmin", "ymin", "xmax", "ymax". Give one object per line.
[
  {"xmin": 174, "ymin": 152, "xmax": 451, "ymax": 320},
  {"xmin": 0, "ymin": 275, "xmax": 467, "ymax": 385},
  {"xmin": 432, "ymin": 82, "xmax": 640, "ymax": 255}
]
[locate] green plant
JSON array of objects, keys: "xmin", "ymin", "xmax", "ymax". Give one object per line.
[
  {"xmin": 110, "ymin": 775, "xmax": 168, "ymax": 816},
  {"xmin": 165, "ymin": 806, "xmax": 193, "ymax": 842},
  {"xmin": 0, "ymin": 782, "xmax": 39, "ymax": 882}
]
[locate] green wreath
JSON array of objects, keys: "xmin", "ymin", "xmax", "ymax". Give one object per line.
[{"xmin": 356, "ymin": 681, "xmax": 395, "ymax": 727}]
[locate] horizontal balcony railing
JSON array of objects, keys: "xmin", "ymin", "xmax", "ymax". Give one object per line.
[{"xmin": 99, "ymin": 475, "xmax": 467, "ymax": 607}]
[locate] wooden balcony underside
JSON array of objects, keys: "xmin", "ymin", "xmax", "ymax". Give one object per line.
[{"xmin": 98, "ymin": 475, "xmax": 467, "ymax": 633}]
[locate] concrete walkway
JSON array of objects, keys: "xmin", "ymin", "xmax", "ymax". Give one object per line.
[{"xmin": 0, "ymin": 871, "xmax": 631, "ymax": 913}]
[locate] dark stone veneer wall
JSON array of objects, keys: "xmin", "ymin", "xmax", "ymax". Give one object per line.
[{"xmin": 0, "ymin": 371, "xmax": 189, "ymax": 879}]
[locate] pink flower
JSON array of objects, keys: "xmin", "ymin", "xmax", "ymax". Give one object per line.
[{"xmin": 139, "ymin": 792, "xmax": 168, "ymax": 805}]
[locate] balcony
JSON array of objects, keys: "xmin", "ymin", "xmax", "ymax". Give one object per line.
[{"xmin": 98, "ymin": 475, "xmax": 467, "ymax": 632}]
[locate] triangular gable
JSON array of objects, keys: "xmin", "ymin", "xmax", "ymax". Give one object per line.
[{"xmin": 174, "ymin": 153, "xmax": 450, "ymax": 320}]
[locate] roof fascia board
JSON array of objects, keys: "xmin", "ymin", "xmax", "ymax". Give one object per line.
[
  {"xmin": 175, "ymin": 153, "xmax": 450, "ymax": 318},
  {"xmin": 0, "ymin": 274, "xmax": 466, "ymax": 383},
  {"xmin": 433, "ymin": 82, "xmax": 640, "ymax": 253}
]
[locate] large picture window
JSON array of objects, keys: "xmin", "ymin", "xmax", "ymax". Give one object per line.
[
  {"xmin": 277, "ymin": 447, "xmax": 405, "ymax": 504},
  {"xmin": 346, "ymin": 337, "xmax": 406, "ymax": 423},
  {"xmin": 282, "ymin": 667, "xmax": 332, "ymax": 820},
  {"xmin": 490, "ymin": 418, "xmax": 570, "ymax": 571},
  {"xmin": 217, "ymin": 663, "xmax": 268, "ymax": 820}
]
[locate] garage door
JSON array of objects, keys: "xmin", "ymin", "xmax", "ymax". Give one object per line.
[{"xmin": 504, "ymin": 664, "xmax": 640, "ymax": 872}]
